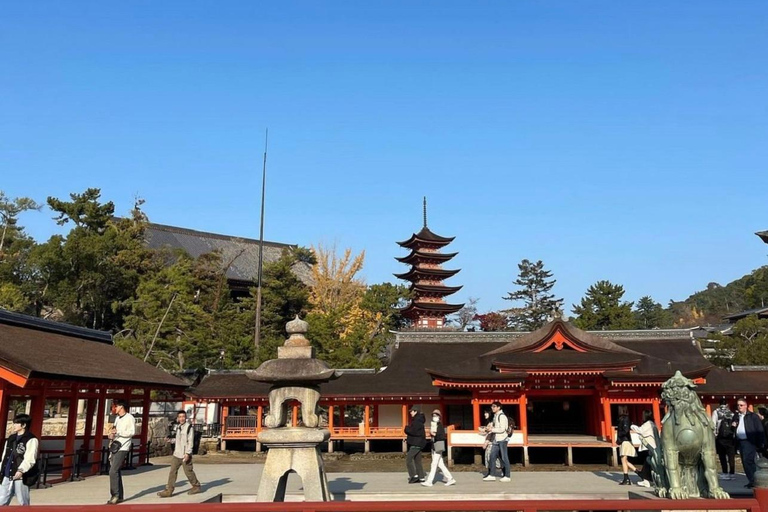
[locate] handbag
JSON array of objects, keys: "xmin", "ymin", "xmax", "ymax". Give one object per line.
[
  {"xmin": 433, "ymin": 440, "xmax": 446, "ymax": 453},
  {"xmin": 109, "ymin": 440, "xmax": 122, "ymax": 454}
]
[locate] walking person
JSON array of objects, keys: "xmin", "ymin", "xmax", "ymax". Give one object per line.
[
  {"xmin": 735, "ymin": 398, "xmax": 766, "ymax": 488},
  {"xmin": 158, "ymin": 411, "xmax": 202, "ymax": 497},
  {"xmin": 481, "ymin": 410, "xmax": 494, "ymax": 473},
  {"xmin": 404, "ymin": 406, "xmax": 427, "ymax": 484},
  {"xmin": 617, "ymin": 408, "xmax": 638, "ymax": 485},
  {"xmin": 630, "ymin": 410, "xmax": 655, "ymax": 487},
  {"xmin": 422, "ymin": 410, "xmax": 456, "ymax": 487},
  {"xmin": 483, "ymin": 401, "xmax": 511, "ymax": 482},
  {"xmin": 107, "ymin": 399, "xmax": 136, "ymax": 505},
  {"xmin": 711, "ymin": 398, "xmax": 738, "ymax": 480},
  {"xmin": 0, "ymin": 414, "xmax": 39, "ymax": 506}
]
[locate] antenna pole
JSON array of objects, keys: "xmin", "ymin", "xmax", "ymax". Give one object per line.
[
  {"xmin": 423, "ymin": 196, "xmax": 427, "ymax": 228},
  {"xmin": 254, "ymin": 129, "xmax": 268, "ymax": 352}
]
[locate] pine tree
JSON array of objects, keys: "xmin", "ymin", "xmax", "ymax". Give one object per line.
[
  {"xmin": 572, "ymin": 280, "xmax": 635, "ymax": 330},
  {"xmin": 502, "ymin": 259, "xmax": 563, "ymax": 331},
  {"xmin": 634, "ymin": 296, "xmax": 670, "ymax": 329}
]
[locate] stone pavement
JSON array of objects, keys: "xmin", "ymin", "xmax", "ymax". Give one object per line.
[{"xmin": 23, "ymin": 458, "xmax": 755, "ymax": 505}]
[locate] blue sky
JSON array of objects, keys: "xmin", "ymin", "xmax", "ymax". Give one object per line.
[{"xmin": 2, "ymin": 1, "xmax": 767, "ymax": 314}]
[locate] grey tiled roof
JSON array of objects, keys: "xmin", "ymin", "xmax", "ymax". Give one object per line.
[{"xmin": 145, "ymin": 223, "xmax": 313, "ymax": 285}]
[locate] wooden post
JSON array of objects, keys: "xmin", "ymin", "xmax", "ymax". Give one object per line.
[
  {"xmin": 292, "ymin": 403, "xmax": 298, "ymax": 427},
  {"xmin": 62, "ymin": 388, "xmax": 79, "ymax": 480},
  {"xmin": 327, "ymin": 405, "xmax": 334, "ymax": 453},
  {"xmin": 364, "ymin": 404, "xmax": 370, "ymax": 436},
  {"xmin": 138, "ymin": 389, "xmax": 151, "ymax": 465},
  {"xmin": 257, "ymin": 405, "xmax": 263, "ymax": 432},
  {"xmin": 652, "ymin": 398, "xmax": 662, "ymax": 430},
  {"xmin": 0, "ymin": 387, "xmax": 9, "ymax": 451},
  {"xmin": 519, "ymin": 393, "xmax": 528, "ymax": 445},
  {"xmin": 472, "ymin": 398, "xmax": 480, "ymax": 430},
  {"xmin": 401, "ymin": 404, "xmax": 407, "ymax": 430},
  {"xmin": 602, "ymin": 397, "xmax": 612, "ymax": 442},
  {"xmin": 82, "ymin": 396, "xmax": 96, "ymax": 453},
  {"xmin": 220, "ymin": 403, "xmax": 229, "ymax": 451},
  {"xmin": 92, "ymin": 393, "xmax": 107, "ymax": 474},
  {"xmin": 30, "ymin": 390, "xmax": 46, "ymax": 437}
]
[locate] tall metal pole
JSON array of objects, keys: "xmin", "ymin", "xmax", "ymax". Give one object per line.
[{"xmin": 254, "ymin": 129, "xmax": 268, "ymax": 351}]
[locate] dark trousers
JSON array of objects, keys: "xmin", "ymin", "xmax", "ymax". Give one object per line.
[
  {"xmin": 109, "ymin": 450, "xmax": 129, "ymax": 499},
  {"xmin": 636, "ymin": 451, "xmax": 651, "ymax": 481},
  {"xmin": 405, "ymin": 445, "xmax": 425, "ymax": 480},
  {"xmin": 739, "ymin": 439, "xmax": 758, "ymax": 485},
  {"xmin": 716, "ymin": 437, "xmax": 736, "ymax": 474},
  {"xmin": 488, "ymin": 440, "xmax": 511, "ymax": 478}
]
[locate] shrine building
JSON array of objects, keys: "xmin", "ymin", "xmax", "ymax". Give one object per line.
[{"xmin": 190, "ymin": 212, "xmax": 768, "ymax": 465}]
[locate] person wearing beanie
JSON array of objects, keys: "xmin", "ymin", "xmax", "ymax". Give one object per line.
[{"xmin": 422, "ymin": 409, "xmax": 456, "ymax": 487}]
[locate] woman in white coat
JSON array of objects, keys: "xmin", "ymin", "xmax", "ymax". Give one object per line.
[{"xmin": 422, "ymin": 410, "xmax": 456, "ymax": 487}]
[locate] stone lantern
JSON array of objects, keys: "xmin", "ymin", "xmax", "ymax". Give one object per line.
[{"xmin": 247, "ymin": 316, "xmax": 336, "ymax": 502}]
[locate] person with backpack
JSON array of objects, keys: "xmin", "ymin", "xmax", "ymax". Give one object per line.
[
  {"xmin": 0, "ymin": 414, "xmax": 39, "ymax": 506},
  {"xmin": 421, "ymin": 410, "xmax": 455, "ymax": 487},
  {"xmin": 482, "ymin": 401, "xmax": 511, "ymax": 482},
  {"xmin": 711, "ymin": 398, "xmax": 738, "ymax": 480},
  {"xmin": 157, "ymin": 410, "xmax": 202, "ymax": 497}
]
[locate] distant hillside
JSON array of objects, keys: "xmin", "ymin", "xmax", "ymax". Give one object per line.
[{"xmin": 668, "ymin": 266, "xmax": 768, "ymax": 327}]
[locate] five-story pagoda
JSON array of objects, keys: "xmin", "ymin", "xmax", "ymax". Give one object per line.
[{"xmin": 395, "ymin": 198, "xmax": 464, "ymax": 328}]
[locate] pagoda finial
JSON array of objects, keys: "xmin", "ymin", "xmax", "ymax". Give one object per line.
[{"xmin": 423, "ymin": 196, "xmax": 428, "ymax": 228}]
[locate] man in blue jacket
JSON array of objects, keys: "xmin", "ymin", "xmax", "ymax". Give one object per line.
[{"xmin": 735, "ymin": 398, "xmax": 766, "ymax": 488}]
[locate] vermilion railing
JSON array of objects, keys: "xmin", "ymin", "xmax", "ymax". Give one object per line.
[{"xmin": 22, "ymin": 496, "xmax": 767, "ymax": 512}]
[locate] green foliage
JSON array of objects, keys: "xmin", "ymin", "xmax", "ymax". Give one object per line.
[
  {"xmin": 27, "ymin": 191, "xmax": 153, "ymax": 330},
  {"xmin": 669, "ymin": 267, "xmax": 768, "ymax": 327},
  {"xmin": 253, "ymin": 249, "xmax": 311, "ymax": 363},
  {"xmin": 572, "ymin": 280, "xmax": 635, "ymax": 330},
  {"xmin": 711, "ymin": 316, "xmax": 768, "ymax": 367},
  {"xmin": 634, "ymin": 296, "xmax": 672, "ymax": 329},
  {"xmin": 502, "ymin": 259, "xmax": 563, "ymax": 331}
]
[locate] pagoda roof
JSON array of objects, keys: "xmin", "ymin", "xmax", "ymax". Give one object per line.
[
  {"xmin": 756, "ymin": 231, "xmax": 768, "ymax": 244},
  {"xmin": 410, "ymin": 283, "xmax": 463, "ymax": 296},
  {"xmin": 400, "ymin": 301, "xmax": 465, "ymax": 316},
  {"xmin": 394, "ymin": 267, "xmax": 460, "ymax": 281},
  {"xmin": 397, "ymin": 227, "xmax": 455, "ymax": 248},
  {"xmin": 396, "ymin": 251, "xmax": 458, "ymax": 264}
]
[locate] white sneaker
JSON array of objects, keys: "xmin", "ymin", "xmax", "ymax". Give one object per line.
[
  {"xmin": 727, "ymin": 474, "xmax": 736, "ymax": 480},
  {"xmin": 421, "ymin": 481, "xmax": 433, "ymax": 487},
  {"xmin": 500, "ymin": 476, "xmax": 511, "ymax": 482},
  {"xmin": 637, "ymin": 480, "xmax": 651, "ymax": 487},
  {"xmin": 719, "ymin": 473, "xmax": 729, "ymax": 480},
  {"xmin": 483, "ymin": 475, "xmax": 496, "ymax": 481},
  {"xmin": 445, "ymin": 479, "xmax": 456, "ymax": 486}
]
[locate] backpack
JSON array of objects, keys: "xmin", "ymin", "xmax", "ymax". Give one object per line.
[
  {"xmin": 717, "ymin": 409, "xmax": 735, "ymax": 439},
  {"xmin": 502, "ymin": 413, "xmax": 515, "ymax": 437}
]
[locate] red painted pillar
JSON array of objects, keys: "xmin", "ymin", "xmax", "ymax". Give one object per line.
[
  {"xmin": 472, "ymin": 398, "xmax": 480, "ymax": 430},
  {"xmin": 292, "ymin": 404, "xmax": 298, "ymax": 427},
  {"xmin": 364, "ymin": 404, "xmax": 371, "ymax": 436},
  {"xmin": 30, "ymin": 390, "xmax": 46, "ymax": 438},
  {"xmin": 519, "ymin": 394, "xmax": 528, "ymax": 445},
  {"xmin": 92, "ymin": 393, "xmax": 107, "ymax": 474},
  {"xmin": 62, "ymin": 388, "xmax": 79, "ymax": 480},
  {"xmin": 327, "ymin": 405, "xmax": 334, "ymax": 431},
  {"xmin": 339, "ymin": 405, "xmax": 346, "ymax": 427},
  {"xmin": 754, "ymin": 487, "xmax": 768, "ymax": 512},
  {"xmin": 652, "ymin": 398, "xmax": 662, "ymax": 430},
  {"xmin": 138, "ymin": 389, "xmax": 151, "ymax": 465},
  {"xmin": 0, "ymin": 387, "xmax": 9, "ymax": 450},
  {"xmin": 602, "ymin": 397, "xmax": 613, "ymax": 442},
  {"xmin": 82, "ymin": 396, "xmax": 96, "ymax": 452},
  {"xmin": 257, "ymin": 405, "xmax": 263, "ymax": 432}
]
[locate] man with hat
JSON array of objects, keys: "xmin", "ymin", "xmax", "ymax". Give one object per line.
[
  {"xmin": 404, "ymin": 406, "xmax": 427, "ymax": 484},
  {"xmin": 422, "ymin": 409, "xmax": 456, "ymax": 487}
]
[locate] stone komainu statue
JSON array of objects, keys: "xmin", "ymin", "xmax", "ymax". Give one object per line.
[{"xmin": 650, "ymin": 371, "xmax": 729, "ymax": 499}]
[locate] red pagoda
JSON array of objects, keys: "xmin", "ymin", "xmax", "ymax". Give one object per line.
[{"xmin": 395, "ymin": 199, "xmax": 464, "ymax": 328}]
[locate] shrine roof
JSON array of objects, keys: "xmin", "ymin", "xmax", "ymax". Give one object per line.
[
  {"xmin": 410, "ymin": 284, "xmax": 463, "ymax": 295},
  {"xmin": 145, "ymin": 223, "xmax": 313, "ymax": 285},
  {"xmin": 697, "ymin": 367, "xmax": 768, "ymax": 396},
  {"xmin": 397, "ymin": 227, "xmax": 455, "ymax": 248},
  {"xmin": 756, "ymin": 231, "xmax": 768, "ymax": 244},
  {"xmin": 400, "ymin": 302, "xmax": 465, "ymax": 316},
  {"xmin": 0, "ymin": 311, "xmax": 186, "ymax": 388}
]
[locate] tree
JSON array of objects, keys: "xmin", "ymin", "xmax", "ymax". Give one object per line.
[
  {"xmin": 474, "ymin": 311, "xmax": 508, "ymax": 332},
  {"xmin": 502, "ymin": 259, "xmax": 563, "ymax": 331},
  {"xmin": 27, "ymin": 191, "xmax": 154, "ymax": 329},
  {"xmin": 711, "ymin": 316, "xmax": 768, "ymax": 367},
  {"xmin": 309, "ymin": 243, "xmax": 365, "ymax": 315},
  {"xmin": 634, "ymin": 296, "xmax": 670, "ymax": 329},
  {"xmin": 572, "ymin": 280, "xmax": 635, "ymax": 330},
  {"xmin": 451, "ymin": 297, "xmax": 479, "ymax": 330},
  {"xmin": 0, "ymin": 191, "xmax": 40, "ymax": 254}
]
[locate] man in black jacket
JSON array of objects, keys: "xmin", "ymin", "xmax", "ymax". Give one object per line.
[
  {"xmin": 0, "ymin": 414, "xmax": 39, "ymax": 506},
  {"xmin": 404, "ymin": 407, "xmax": 426, "ymax": 484},
  {"xmin": 736, "ymin": 398, "xmax": 766, "ymax": 488}
]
